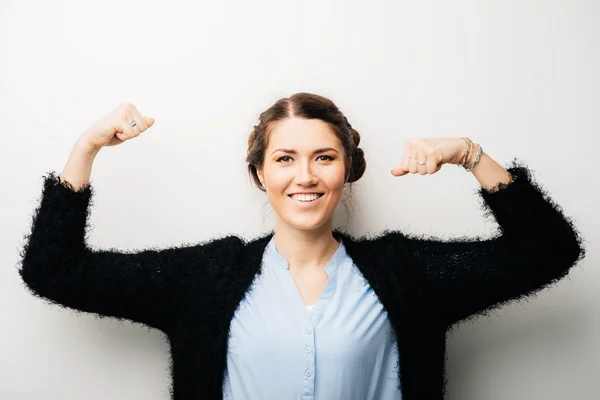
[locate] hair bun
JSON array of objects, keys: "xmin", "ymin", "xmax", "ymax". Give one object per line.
[
  {"xmin": 351, "ymin": 128, "xmax": 361, "ymax": 148},
  {"xmin": 347, "ymin": 128, "xmax": 366, "ymax": 183}
]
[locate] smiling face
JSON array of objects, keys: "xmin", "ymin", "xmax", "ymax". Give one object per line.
[{"xmin": 256, "ymin": 117, "xmax": 348, "ymax": 232}]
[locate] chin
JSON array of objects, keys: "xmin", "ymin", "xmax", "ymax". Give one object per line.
[{"xmin": 282, "ymin": 214, "xmax": 332, "ymax": 232}]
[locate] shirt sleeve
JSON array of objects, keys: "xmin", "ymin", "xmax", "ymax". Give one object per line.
[
  {"xmin": 18, "ymin": 172, "xmax": 241, "ymax": 332},
  {"xmin": 404, "ymin": 161, "xmax": 585, "ymax": 328}
]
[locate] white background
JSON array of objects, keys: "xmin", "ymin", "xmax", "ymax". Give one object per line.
[{"xmin": 1, "ymin": 0, "xmax": 597, "ymax": 399}]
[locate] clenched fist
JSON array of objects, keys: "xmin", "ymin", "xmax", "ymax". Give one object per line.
[
  {"xmin": 79, "ymin": 103, "xmax": 155, "ymax": 151},
  {"xmin": 391, "ymin": 138, "xmax": 468, "ymax": 176}
]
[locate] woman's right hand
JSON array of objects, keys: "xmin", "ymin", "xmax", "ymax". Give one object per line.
[{"xmin": 79, "ymin": 103, "xmax": 155, "ymax": 151}]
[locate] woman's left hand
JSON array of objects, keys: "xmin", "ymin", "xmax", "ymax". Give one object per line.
[{"xmin": 391, "ymin": 137, "xmax": 466, "ymax": 176}]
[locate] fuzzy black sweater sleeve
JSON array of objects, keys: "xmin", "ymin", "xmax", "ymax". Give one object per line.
[
  {"xmin": 18, "ymin": 172, "xmax": 242, "ymax": 332},
  {"xmin": 405, "ymin": 161, "xmax": 585, "ymax": 328}
]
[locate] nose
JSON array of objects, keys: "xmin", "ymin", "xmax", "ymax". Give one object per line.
[{"xmin": 295, "ymin": 160, "xmax": 318, "ymax": 186}]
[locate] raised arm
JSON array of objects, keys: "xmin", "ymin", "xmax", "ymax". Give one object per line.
[
  {"xmin": 407, "ymin": 163, "xmax": 584, "ymax": 327},
  {"xmin": 18, "ymin": 103, "xmax": 242, "ymax": 332}
]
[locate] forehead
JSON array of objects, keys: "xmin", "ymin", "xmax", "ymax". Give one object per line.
[{"xmin": 267, "ymin": 117, "xmax": 342, "ymax": 150}]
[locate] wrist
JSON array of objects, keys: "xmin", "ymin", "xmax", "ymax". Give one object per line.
[
  {"xmin": 464, "ymin": 143, "xmax": 479, "ymax": 166},
  {"xmin": 453, "ymin": 137, "xmax": 471, "ymax": 165},
  {"xmin": 74, "ymin": 137, "xmax": 101, "ymax": 157}
]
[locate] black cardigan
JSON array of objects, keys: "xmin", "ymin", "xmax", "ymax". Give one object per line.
[{"xmin": 18, "ymin": 162, "xmax": 585, "ymax": 400}]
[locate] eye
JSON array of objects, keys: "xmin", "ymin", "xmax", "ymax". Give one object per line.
[
  {"xmin": 317, "ymin": 155, "xmax": 334, "ymax": 161},
  {"xmin": 276, "ymin": 155, "xmax": 293, "ymax": 163}
]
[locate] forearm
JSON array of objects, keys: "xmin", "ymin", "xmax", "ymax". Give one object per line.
[
  {"xmin": 60, "ymin": 137, "xmax": 100, "ymax": 191},
  {"xmin": 462, "ymin": 143, "xmax": 514, "ymax": 192}
]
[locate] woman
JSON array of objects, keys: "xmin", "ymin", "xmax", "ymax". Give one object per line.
[{"xmin": 19, "ymin": 93, "xmax": 584, "ymax": 400}]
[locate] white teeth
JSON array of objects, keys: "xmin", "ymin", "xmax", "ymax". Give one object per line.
[{"xmin": 291, "ymin": 193, "xmax": 321, "ymax": 202}]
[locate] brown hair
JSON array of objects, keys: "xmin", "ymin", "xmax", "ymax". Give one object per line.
[{"xmin": 246, "ymin": 93, "xmax": 366, "ymax": 192}]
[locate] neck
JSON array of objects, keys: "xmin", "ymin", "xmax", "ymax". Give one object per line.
[{"xmin": 273, "ymin": 218, "xmax": 340, "ymax": 272}]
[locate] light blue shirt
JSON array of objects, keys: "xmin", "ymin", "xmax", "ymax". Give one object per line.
[{"xmin": 223, "ymin": 237, "xmax": 401, "ymax": 399}]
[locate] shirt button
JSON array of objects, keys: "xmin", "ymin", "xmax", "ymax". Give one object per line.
[
  {"xmin": 305, "ymin": 370, "xmax": 312, "ymax": 377},
  {"xmin": 305, "ymin": 347, "xmax": 311, "ymax": 354},
  {"xmin": 305, "ymin": 328, "xmax": 312, "ymax": 335}
]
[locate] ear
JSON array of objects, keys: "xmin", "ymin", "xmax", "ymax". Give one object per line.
[{"xmin": 257, "ymin": 169, "xmax": 265, "ymax": 187}]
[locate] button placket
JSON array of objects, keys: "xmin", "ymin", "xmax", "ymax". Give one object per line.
[
  {"xmin": 299, "ymin": 243, "xmax": 345, "ymax": 400},
  {"xmin": 302, "ymin": 322, "xmax": 316, "ymax": 398}
]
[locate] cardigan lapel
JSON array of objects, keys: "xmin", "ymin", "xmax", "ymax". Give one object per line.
[{"xmin": 332, "ymin": 230, "xmax": 418, "ymax": 328}]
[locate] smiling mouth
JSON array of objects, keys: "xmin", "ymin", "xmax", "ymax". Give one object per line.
[{"xmin": 288, "ymin": 193, "xmax": 324, "ymax": 202}]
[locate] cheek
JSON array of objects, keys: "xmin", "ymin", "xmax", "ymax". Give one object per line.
[
  {"xmin": 263, "ymin": 167, "xmax": 292, "ymax": 194},
  {"xmin": 325, "ymin": 166, "xmax": 346, "ymax": 192}
]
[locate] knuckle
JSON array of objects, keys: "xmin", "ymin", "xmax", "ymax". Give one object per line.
[{"xmin": 119, "ymin": 102, "xmax": 135, "ymax": 111}]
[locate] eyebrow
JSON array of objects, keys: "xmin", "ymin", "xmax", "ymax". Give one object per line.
[{"xmin": 270, "ymin": 147, "xmax": 339, "ymax": 156}]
